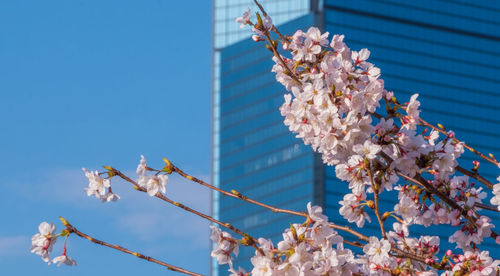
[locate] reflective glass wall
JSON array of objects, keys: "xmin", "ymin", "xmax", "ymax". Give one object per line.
[
  {"xmin": 212, "ymin": 1, "xmax": 312, "ymax": 231},
  {"xmin": 324, "ymin": 0, "xmax": 500, "ymax": 257},
  {"xmin": 212, "ymin": 0, "xmax": 500, "ymax": 274},
  {"xmin": 213, "ymin": 0, "xmax": 311, "ymax": 49},
  {"xmin": 213, "ymin": 13, "xmax": 318, "ymax": 275},
  {"xmin": 212, "ymin": 1, "xmax": 313, "ymax": 274}
]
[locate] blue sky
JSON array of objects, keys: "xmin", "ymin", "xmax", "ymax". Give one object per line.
[{"xmin": 0, "ymin": 1, "xmax": 212, "ymax": 275}]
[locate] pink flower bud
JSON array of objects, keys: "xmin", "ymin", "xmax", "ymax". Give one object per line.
[
  {"xmin": 252, "ymin": 35, "xmax": 264, "ymax": 42},
  {"xmin": 446, "ymin": 249, "xmax": 453, "ymax": 256}
]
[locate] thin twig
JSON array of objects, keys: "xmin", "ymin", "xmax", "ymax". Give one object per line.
[{"xmin": 59, "ymin": 217, "xmax": 203, "ymax": 276}]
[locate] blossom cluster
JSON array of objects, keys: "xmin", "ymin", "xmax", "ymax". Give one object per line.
[
  {"xmin": 211, "ymin": 202, "xmax": 500, "ymax": 275},
  {"xmin": 136, "ymin": 155, "xmax": 169, "ymax": 196},
  {"xmin": 82, "ymin": 155, "xmax": 170, "ymax": 202},
  {"xmin": 82, "ymin": 168, "xmax": 120, "ymax": 202},
  {"xmin": 491, "ymin": 176, "xmax": 500, "ymax": 211},
  {"xmin": 30, "ymin": 222, "xmax": 77, "ymax": 266}
]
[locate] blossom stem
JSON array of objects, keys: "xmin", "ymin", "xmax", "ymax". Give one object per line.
[{"xmin": 58, "ymin": 217, "xmax": 203, "ymax": 276}]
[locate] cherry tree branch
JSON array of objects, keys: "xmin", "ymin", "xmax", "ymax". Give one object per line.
[
  {"xmin": 167, "ymin": 161, "xmax": 369, "ymax": 242},
  {"xmin": 418, "ymin": 118, "xmax": 499, "ymax": 167},
  {"xmin": 252, "ymin": 0, "xmax": 290, "ymax": 44},
  {"xmin": 455, "ymin": 165, "xmax": 494, "ymax": 189},
  {"xmin": 367, "ymin": 163, "xmax": 387, "ymax": 239},
  {"xmin": 395, "ymin": 170, "xmax": 499, "ymax": 240},
  {"xmin": 58, "ymin": 217, "xmax": 203, "ymax": 276},
  {"xmin": 377, "ymin": 151, "xmax": 499, "ymax": 241},
  {"xmin": 166, "ymin": 160, "xmax": 443, "ymax": 267},
  {"xmin": 110, "ymin": 169, "xmax": 266, "ymax": 256}
]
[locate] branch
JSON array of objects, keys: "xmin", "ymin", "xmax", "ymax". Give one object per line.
[
  {"xmin": 396, "ymin": 171, "xmax": 500, "ymax": 240},
  {"xmin": 474, "ymin": 202, "xmax": 500, "ymax": 213},
  {"xmin": 252, "ymin": 0, "xmax": 290, "ymax": 43},
  {"xmin": 455, "ymin": 165, "xmax": 494, "ymax": 189},
  {"xmin": 58, "ymin": 217, "xmax": 203, "ymax": 276},
  {"xmin": 167, "ymin": 161, "xmax": 441, "ymax": 267},
  {"xmin": 378, "ymin": 151, "xmax": 500, "ymax": 242},
  {"xmin": 252, "ymin": 1, "xmax": 301, "ymax": 85},
  {"xmin": 169, "ymin": 162, "xmax": 369, "ymax": 242},
  {"xmin": 367, "ymin": 163, "xmax": 387, "ymax": 239},
  {"xmin": 111, "ymin": 169, "xmax": 265, "ymax": 256},
  {"xmin": 418, "ymin": 118, "xmax": 499, "ymax": 167}
]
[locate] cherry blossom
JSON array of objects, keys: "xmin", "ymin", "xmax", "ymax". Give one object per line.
[
  {"xmin": 491, "ymin": 177, "xmax": 500, "ymax": 211},
  {"xmin": 363, "ymin": 236, "xmax": 391, "ymax": 264},
  {"xmin": 83, "ymin": 168, "xmax": 119, "ymax": 202},
  {"xmin": 31, "ymin": 222, "xmax": 57, "ymax": 263},
  {"xmin": 136, "ymin": 155, "xmax": 169, "ymax": 196},
  {"xmin": 51, "ymin": 252, "xmax": 77, "ymax": 267},
  {"xmin": 235, "ymin": 8, "xmax": 251, "ymax": 28}
]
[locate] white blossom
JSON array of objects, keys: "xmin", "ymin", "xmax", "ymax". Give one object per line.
[
  {"xmin": 235, "ymin": 8, "xmax": 251, "ymax": 28},
  {"xmin": 138, "ymin": 175, "xmax": 168, "ymax": 196},
  {"xmin": 83, "ymin": 168, "xmax": 111, "ymax": 201},
  {"xmin": 31, "ymin": 222, "xmax": 57, "ymax": 263},
  {"xmin": 363, "ymin": 236, "xmax": 391, "ymax": 264},
  {"xmin": 51, "ymin": 254, "xmax": 77, "ymax": 267},
  {"xmin": 490, "ymin": 177, "xmax": 500, "ymax": 211}
]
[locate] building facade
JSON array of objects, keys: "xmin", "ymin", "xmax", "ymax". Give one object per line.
[{"xmin": 212, "ymin": 1, "xmax": 500, "ymax": 274}]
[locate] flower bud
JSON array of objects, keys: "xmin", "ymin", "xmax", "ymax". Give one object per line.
[
  {"xmin": 382, "ymin": 211, "xmax": 390, "ymax": 221},
  {"xmin": 366, "ymin": 200, "xmax": 375, "ymax": 209}
]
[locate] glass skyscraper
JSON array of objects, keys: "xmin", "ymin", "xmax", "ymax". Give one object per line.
[{"xmin": 212, "ymin": 1, "xmax": 500, "ymax": 274}]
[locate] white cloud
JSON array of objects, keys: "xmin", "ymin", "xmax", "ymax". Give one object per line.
[
  {"xmin": 3, "ymin": 166, "xmax": 212, "ymax": 258},
  {"xmin": 0, "ymin": 235, "xmax": 28, "ymax": 257},
  {"xmin": 3, "ymin": 167, "xmax": 91, "ymax": 205}
]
